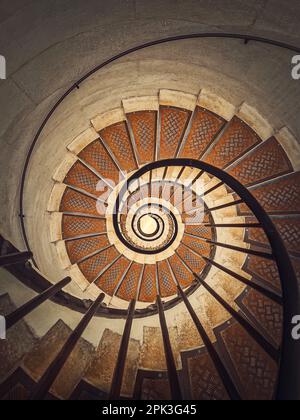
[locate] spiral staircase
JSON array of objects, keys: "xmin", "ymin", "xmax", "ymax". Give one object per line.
[{"xmin": 0, "ymin": 88, "xmax": 299, "ymax": 400}]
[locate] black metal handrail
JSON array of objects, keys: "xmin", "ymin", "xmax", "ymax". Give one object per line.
[{"xmin": 112, "ymin": 158, "xmax": 299, "ymax": 401}]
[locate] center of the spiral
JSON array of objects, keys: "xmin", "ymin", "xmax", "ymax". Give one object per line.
[{"xmin": 139, "ymin": 214, "xmax": 158, "ymax": 236}]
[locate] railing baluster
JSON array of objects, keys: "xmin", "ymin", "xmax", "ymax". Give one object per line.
[
  {"xmin": 30, "ymin": 292, "xmax": 105, "ymax": 400},
  {"xmin": 193, "ymin": 273, "xmax": 279, "ymax": 362},
  {"xmin": 205, "ymin": 239, "xmax": 274, "ymax": 260},
  {"xmin": 109, "ymin": 299, "xmax": 136, "ymax": 400},
  {"xmin": 204, "ymin": 199, "xmax": 243, "ymax": 213},
  {"xmin": 6, "ymin": 277, "xmax": 72, "ymax": 329},
  {"xmin": 177, "ymin": 284, "xmax": 241, "ymax": 400},
  {"xmin": 157, "ymin": 295, "xmax": 182, "ymax": 400},
  {"xmin": 0, "ymin": 251, "xmax": 33, "ymax": 267}
]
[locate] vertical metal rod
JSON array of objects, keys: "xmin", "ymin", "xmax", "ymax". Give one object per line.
[
  {"xmin": 109, "ymin": 299, "xmax": 136, "ymax": 400},
  {"xmin": 156, "ymin": 295, "xmax": 182, "ymax": 400},
  {"xmin": 6, "ymin": 277, "xmax": 72, "ymax": 329},
  {"xmin": 194, "ymin": 273, "xmax": 279, "ymax": 362},
  {"xmin": 0, "ymin": 251, "xmax": 33, "ymax": 267}
]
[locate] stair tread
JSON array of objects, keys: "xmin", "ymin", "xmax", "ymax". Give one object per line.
[
  {"xmin": 185, "ymin": 349, "xmax": 229, "ymax": 400},
  {"xmin": 219, "ymin": 320, "xmax": 278, "ymax": 400},
  {"xmin": 179, "ymin": 106, "xmax": 225, "ymax": 159},
  {"xmin": 99, "ymin": 121, "xmax": 138, "ymax": 173},
  {"xmin": 0, "ymin": 294, "xmax": 37, "ymax": 384},
  {"xmin": 228, "ymin": 137, "xmax": 293, "ymax": 187},
  {"xmin": 238, "ymin": 172, "xmax": 300, "ymax": 215},
  {"xmin": 127, "ymin": 111, "xmax": 157, "ymax": 165},
  {"xmin": 140, "ymin": 326, "xmax": 181, "ymax": 371},
  {"xmin": 159, "ymin": 106, "xmax": 191, "ymax": 159},
  {"xmin": 78, "ymin": 138, "xmax": 121, "ymax": 185},
  {"xmin": 21, "ymin": 319, "xmax": 94, "ymax": 399},
  {"xmin": 204, "ymin": 116, "xmax": 262, "ymax": 169}
]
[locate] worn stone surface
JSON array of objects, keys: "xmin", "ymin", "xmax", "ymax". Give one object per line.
[
  {"xmin": 221, "ymin": 321, "xmax": 278, "ymax": 400},
  {"xmin": 51, "ymin": 333, "xmax": 95, "ymax": 399},
  {"xmin": 21, "ymin": 320, "xmax": 71, "ymax": 381},
  {"xmin": 0, "ymin": 293, "xmax": 37, "ymax": 383},
  {"xmin": 0, "ymin": 1, "xmax": 298, "ymax": 400},
  {"xmin": 84, "ymin": 328, "xmax": 140, "ymax": 397},
  {"xmin": 141, "ymin": 377, "xmax": 171, "ymax": 400},
  {"xmin": 140, "ymin": 326, "xmax": 181, "ymax": 371},
  {"xmin": 187, "ymin": 350, "xmax": 229, "ymax": 400}
]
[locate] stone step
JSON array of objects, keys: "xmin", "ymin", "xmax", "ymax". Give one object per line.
[
  {"xmin": 139, "ymin": 325, "xmax": 181, "ymax": 372},
  {"xmin": 218, "ymin": 319, "xmax": 278, "ymax": 400},
  {"xmin": 227, "ymin": 137, "xmax": 293, "ymax": 187},
  {"xmin": 182, "ymin": 347, "xmax": 230, "ymax": 400},
  {"xmin": 0, "ymin": 294, "xmax": 37, "ymax": 384},
  {"xmin": 237, "ymin": 172, "xmax": 300, "ymax": 215},
  {"xmin": 244, "ymin": 216, "xmax": 300, "ymax": 257},
  {"xmin": 82, "ymin": 328, "xmax": 140, "ymax": 399}
]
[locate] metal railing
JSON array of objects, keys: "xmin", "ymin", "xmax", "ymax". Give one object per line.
[{"xmin": 4, "ymin": 33, "xmax": 299, "ymax": 400}]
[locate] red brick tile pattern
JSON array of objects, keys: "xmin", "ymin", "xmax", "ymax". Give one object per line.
[
  {"xmin": 204, "ymin": 117, "xmax": 262, "ymax": 169},
  {"xmin": 242, "ymin": 289, "xmax": 282, "ymax": 346},
  {"xmin": 185, "ymin": 225, "xmax": 213, "ymax": 240},
  {"xmin": 127, "ymin": 111, "xmax": 156, "ymax": 164},
  {"xmin": 176, "ymin": 245, "xmax": 206, "ymax": 274},
  {"xmin": 180, "ymin": 107, "xmax": 225, "ymax": 159},
  {"xmin": 78, "ymin": 246, "xmax": 119, "ymax": 283},
  {"xmin": 221, "ymin": 322, "xmax": 278, "ymax": 400},
  {"xmin": 239, "ymin": 172, "xmax": 300, "ymax": 215},
  {"xmin": 244, "ymin": 256, "xmax": 281, "ymax": 292},
  {"xmin": 182, "ymin": 235, "xmax": 211, "ymax": 257},
  {"xmin": 247, "ymin": 228, "xmax": 269, "ymax": 248},
  {"xmin": 60, "ymin": 188, "xmax": 99, "ymax": 216},
  {"xmin": 168, "ymin": 254, "xmax": 194, "ymax": 288},
  {"xmin": 64, "ymin": 161, "xmax": 102, "ymax": 196},
  {"xmin": 157, "ymin": 260, "xmax": 177, "ymax": 298},
  {"xmin": 247, "ymin": 219, "xmax": 300, "ymax": 255},
  {"xmin": 139, "ymin": 265, "xmax": 157, "ymax": 302},
  {"xmin": 188, "ymin": 352, "xmax": 229, "ymax": 400},
  {"xmin": 117, "ymin": 263, "xmax": 144, "ymax": 301}
]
